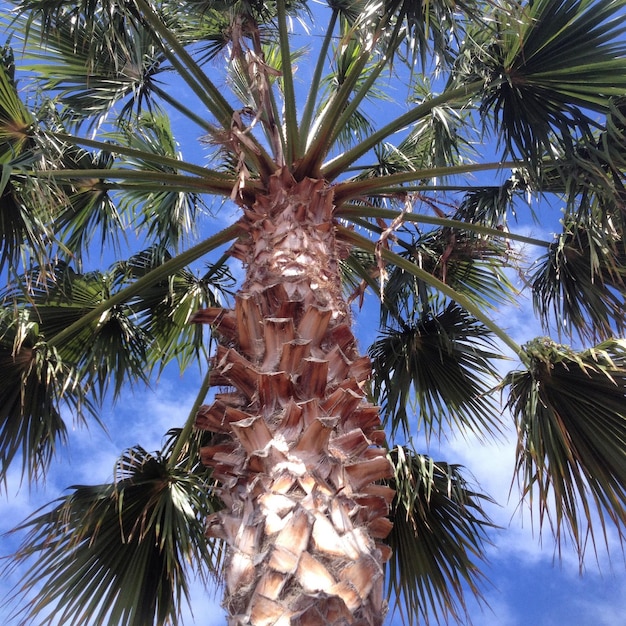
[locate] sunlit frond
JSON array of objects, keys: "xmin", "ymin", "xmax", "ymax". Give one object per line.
[
  {"xmin": 109, "ymin": 109, "xmax": 204, "ymax": 249},
  {"xmin": 0, "ymin": 48, "xmax": 48, "ymax": 271},
  {"xmin": 111, "ymin": 245, "xmax": 234, "ymax": 371},
  {"xmin": 3, "ymin": 263, "xmax": 151, "ymax": 399},
  {"xmin": 0, "ymin": 307, "xmax": 95, "ymax": 483}
]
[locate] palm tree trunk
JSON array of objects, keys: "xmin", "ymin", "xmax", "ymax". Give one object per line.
[{"xmin": 194, "ymin": 169, "xmax": 394, "ymax": 625}]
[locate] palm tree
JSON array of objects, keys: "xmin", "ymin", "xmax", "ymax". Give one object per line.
[{"xmin": 1, "ymin": 0, "xmax": 626, "ymax": 624}]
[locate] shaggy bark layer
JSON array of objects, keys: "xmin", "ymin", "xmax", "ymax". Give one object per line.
[{"xmin": 194, "ymin": 170, "xmax": 393, "ymax": 626}]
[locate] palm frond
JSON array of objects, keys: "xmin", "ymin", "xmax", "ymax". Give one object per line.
[
  {"xmin": 370, "ymin": 302, "xmax": 504, "ymax": 441},
  {"xmin": 385, "ymin": 445, "xmax": 495, "ymax": 625},
  {"xmin": 0, "ymin": 47, "xmax": 50, "ymax": 272},
  {"xmin": 410, "ymin": 225, "xmax": 517, "ymax": 309},
  {"xmin": 5, "ymin": 444, "xmax": 222, "ymax": 626},
  {"xmin": 502, "ymin": 337, "xmax": 626, "ymax": 560},
  {"xmin": 49, "ymin": 144, "xmax": 125, "ymax": 262},
  {"xmin": 455, "ymin": 171, "xmax": 531, "ymax": 229},
  {"xmin": 475, "ymin": 0, "xmax": 626, "ymax": 163},
  {"xmin": 3, "ymin": 263, "xmax": 151, "ymax": 399},
  {"xmin": 0, "ymin": 307, "xmax": 95, "ymax": 483},
  {"xmin": 109, "ymin": 109, "xmax": 203, "ymax": 250},
  {"xmin": 111, "ymin": 245, "xmax": 234, "ymax": 371},
  {"xmin": 531, "ymin": 220, "xmax": 626, "ymax": 341},
  {"xmin": 355, "ymin": 97, "xmax": 469, "ymax": 182},
  {"xmin": 15, "ymin": 8, "xmax": 166, "ymax": 128}
]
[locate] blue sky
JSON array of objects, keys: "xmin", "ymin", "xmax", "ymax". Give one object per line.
[{"xmin": 1, "ymin": 1, "xmax": 626, "ymax": 624}]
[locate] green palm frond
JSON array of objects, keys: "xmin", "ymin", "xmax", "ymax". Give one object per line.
[
  {"xmin": 503, "ymin": 337, "xmax": 626, "ymax": 559},
  {"xmin": 0, "ymin": 154, "xmax": 52, "ymax": 273},
  {"xmin": 381, "ymin": 0, "xmax": 479, "ymax": 72},
  {"xmin": 531, "ymin": 220, "xmax": 626, "ymax": 341},
  {"xmin": 0, "ymin": 47, "xmax": 50, "ymax": 271},
  {"xmin": 4, "ymin": 263, "xmax": 151, "ymax": 399},
  {"xmin": 340, "ymin": 247, "xmax": 379, "ymax": 305},
  {"xmin": 161, "ymin": 4, "xmax": 233, "ymax": 63},
  {"xmin": 0, "ymin": 308, "xmax": 95, "ymax": 483},
  {"xmin": 455, "ymin": 172, "xmax": 530, "ymax": 229},
  {"xmin": 112, "ymin": 245, "xmax": 234, "ymax": 371},
  {"xmin": 4, "ymin": 246, "xmax": 233, "ymax": 391},
  {"xmin": 370, "ymin": 302, "xmax": 504, "ymax": 440},
  {"xmin": 5, "ymin": 444, "xmax": 222, "ymax": 626},
  {"xmin": 0, "ymin": 46, "xmax": 33, "ymax": 154},
  {"xmin": 50, "ymin": 145, "xmax": 125, "ymax": 261},
  {"xmin": 377, "ymin": 221, "xmax": 517, "ymax": 319},
  {"xmin": 109, "ymin": 109, "xmax": 203, "ymax": 249},
  {"xmin": 356, "ymin": 99, "xmax": 468, "ymax": 182},
  {"xmin": 16, "ymin": 9, "xmax": 165, "ymax": 127},
  {"xmin": 475, "ymin": 0, "xmax": 626, "ymax": 163},
  {"xmin": 385, "ymin": 445, "xmax": 495, "ymax": 625},
  {"xmin": 411, "ymin": 226, "xmax": 517, "ymax": 308}
]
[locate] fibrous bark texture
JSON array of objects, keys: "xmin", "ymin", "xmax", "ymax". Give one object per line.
[{"xmin": 194, "ymin": 170, "xmax": 393, "ymax": 626}]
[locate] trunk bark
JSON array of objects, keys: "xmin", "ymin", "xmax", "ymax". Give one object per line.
[{"xmin": 193, "ymin": 169, "xmax": 394, "ymax": 626}]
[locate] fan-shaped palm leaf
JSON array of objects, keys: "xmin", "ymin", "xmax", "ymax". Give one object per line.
[
  {"xmin": 5, "ymin": 444, "xmax": 222, "ymax": 626},
  {"xmin": 355, "ymin": 96, "xmax": 469, "ymax": 183},
  {"xmin": 16, "ymin": 9, "xmax": 165, "ymax": 127},
  {"xmin": 15, "ymin": 264, "xmax": 151, "ymax": 396},
  {"xmin": 531, "ymin": 220, "xmax": 626, "ymax": 341},
  {"xmin": 49, "ymin": 144, "xmax": 125, "ymax": 261},
  {"xmin": 475, "ymin": 0, "xmax": 626, "ymax": 163},
  {"xmin": 109, "ymin": 109, "xmax": 204, "ymax": 249},
  {"xmin": 0, "ymin": 308, "xmax": 94, "ymax": 482},
  {"xmin": 502, "ymin": 337, "xmax": 626, "ymax": 559},
  {"xmin": 0, "ymin": 48, "xmax": 50, "ymax": 271},
  {"xmin": 370, "ymin": 302, "xmax": 504, "ymax": 440},
  {"xmin": 111, "ymin": 245, "xmax": 234, "ymax": 371},
  {"xmin": 385, "ymin": 445, "xmax": 495, "ymax": 625}
]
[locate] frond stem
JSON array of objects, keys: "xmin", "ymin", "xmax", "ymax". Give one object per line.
[
  {"xmin": 29, "ymin": 168, "xmax": 243, "ymax": 195},
  {"xmin": 49, "ymin": 132, "xmax": 223, "ymax": 178},
  {"xmin": 134, "ymin": 0, "xmax": 233, "ymax": 129},
  {"xmin": 277, "ymin": 0, "xmax": 299, "ymax": 163},
  {"xmin": 338, "ymin": 204, "xmax": 552, "ymax": 248},
  {"xmin": 296, "ymin": 34, "xmax": 376, "ymax": 176},
  {"xmin": 298, "ymin": 8, "xmax": 338, "ymax": 151},
  {"xmin": 323, "ymin": 80, "xmax": 485, "ymax": 180},
  {"xmin": 334, "ymin": 160, "xmax": 517, "ymax": 202},
  {"xmin": 168, "ymin": 365, "xmax": 213, "ymax": 469}
]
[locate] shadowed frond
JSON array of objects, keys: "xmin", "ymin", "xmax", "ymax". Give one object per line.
[
  {"xmin": 5, "ymin": 444, "xmax": 222, "ymax": 626},
  {"xmin": 531, "ymin": 220, "xmax": 626, "ymax": 341},
  {"xmin": 370, "ymin": 302, "xmax": 504, "ymax": 440},
  {"xmin": 385, "ymin": 445, "xmax": 495, "ymax": 625},
  {"xmin": 502, "ymin": 337, "xmax": 626, "ymax": 560}
]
